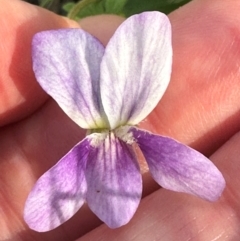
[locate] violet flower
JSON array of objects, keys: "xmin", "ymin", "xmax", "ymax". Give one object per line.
[{"xmin": 24, "ymin": 12, "xmax": 225, "ymax": 232}]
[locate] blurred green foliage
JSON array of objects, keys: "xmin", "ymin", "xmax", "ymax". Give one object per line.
[{"xmin": 25, "ymin": 0, "xmax": 191, "ymax": 19}]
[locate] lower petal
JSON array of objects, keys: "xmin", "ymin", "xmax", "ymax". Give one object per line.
[
  {"xmin": 131, "ymin": 127, "xmax": 225, "ymax": 201},
  {"xmin": 24, "ymin": 137, "xmax": 91, "ymax": 232},
  {"xmin": 86, "ymin": 132, "xmax": 142, "ymax": 228}
]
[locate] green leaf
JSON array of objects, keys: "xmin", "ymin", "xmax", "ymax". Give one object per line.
[
  {"xmin": 62, "ymin": 2, "xmax": 76, "ymax": 13},
  {"xmin": 68, "ymin": 0, "xmax": 103, "ymax": 20},
  {"xmin": 122, "ymin": 0, "xmax": 192, "ymax": 16},
  {"xmin": 104, "ymin": 0, "xmax": 128, "ymax": 14},
  {"xmin": 39, "ymin": 0, "xmax": 54, "ymax": 8}
]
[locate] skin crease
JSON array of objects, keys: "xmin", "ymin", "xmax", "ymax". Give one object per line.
[{"xmin": 0, "ymin": 0, "xmax": 240, "ymax": 240}]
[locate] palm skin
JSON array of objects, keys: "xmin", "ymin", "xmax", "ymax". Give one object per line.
[{"xmin": 0, "ymin": 0, "xmax": 240, "ymax": 240}]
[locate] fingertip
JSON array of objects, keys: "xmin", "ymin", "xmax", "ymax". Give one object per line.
[{"xmin": 0, "ymin": 0, "xmax": 79, "ymax": 126}]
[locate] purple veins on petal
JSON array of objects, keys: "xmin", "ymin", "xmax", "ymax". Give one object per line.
[
  {"xmin": 131, "ymin": 127, "xmax": 226, "ymax": 201},
  {"xmin": 100, "ymin": 11, "xmax": 172, "ymax": 129},
  {"xmin": 86, "ymin": 132, "xmax": 142, "ymax": 228},
  {"xmin": 32, "ymin": 29, "xmax": 108, "ymax": 129},
  {"xmin": 24, "ymin": 137, "xmax": 91, "ymax": 232}
]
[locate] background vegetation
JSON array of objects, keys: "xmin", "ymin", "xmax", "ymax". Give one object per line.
[{"xmin": 24, "ymin": 0, "xmax": 192, "ymax": 20}]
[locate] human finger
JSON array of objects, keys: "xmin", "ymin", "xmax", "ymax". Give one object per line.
[{"xmin": 0, "ymin": 0, "xmax": 79, "ymax": 126}]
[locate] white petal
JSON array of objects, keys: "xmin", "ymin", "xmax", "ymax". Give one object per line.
[
  {"xmin": 32, "ymin": 29, "xmax": 108, "ymax": 129},
  {"xmin": 131, "ymin": 127, "xmax": 226, "ymax": 201},
  {"xmin": 86, "ymin": 132, "xmax": 142, "ymax": 228},
  {"xmin": 24, "ymin": 137, "xmax": 91, "ymax": 231},
  {"xmin": 100, "ymin": 12, "xmax": 172, "ymax": 129}
]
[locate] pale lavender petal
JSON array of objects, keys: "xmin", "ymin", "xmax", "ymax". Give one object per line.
[
  {"xmin": 32, "ymin": 29, "xmax": 108, "ymax": 129},
  {"xmin": 100, "ymin": 12, "xmax": 172, "ymax": 129},
  {"xmin": 86, "ymin": 132, "xmax": 142, "ymax": 228},
  {"xmin": 24, "ymin": 137, "xmax": 91, "ymax": 232},
  {"xmin": 131, "ymin": 127, "xmax": 225, "ymax": 201}
]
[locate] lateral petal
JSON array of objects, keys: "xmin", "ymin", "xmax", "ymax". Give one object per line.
[
  {"xmin": 100, "ymin": 12, "xmax": 172, "ymax": 129},
  {"xmin": 131, "ymin": 127, "xmax": 226, "ymax": 201},
  {"xmin": 86, "ymin": 132, "xmax": 142, "ymax": 228},
  {"xmin": 32, "ymin": 29, "xmax": 108, "ymax": 129},
  {"xmin": 24, "ymin": 137, "xmax": 91, "ymax": 232}
]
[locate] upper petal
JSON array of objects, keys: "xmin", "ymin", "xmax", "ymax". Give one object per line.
[
  {"xmin": 86, "ymin": 132, "xmax": 142, "ymax": 228},
  {"xmin": 24, "ymin": 137, "xmax": 91, "ymax": 232},
  {"xmin": 32, "ymin": 29, "xmax": 108, "ymax": 129},
  {"xmin": 100, "ymin": 12, "xmax": 172, "ymax": 129},
  {"xmin": 131, "ymin": 127, "xmax": 226, "ymax": 201}
]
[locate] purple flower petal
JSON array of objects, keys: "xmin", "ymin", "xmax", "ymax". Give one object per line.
[
  {"xmin": 24, "ymin": 137, "xmax": 91, "ymax": 232},
  {"xmin": 131, "ymin": 127, "xmax": 226, "ymax": 201},
  {"xmin": 32, "ymin": 29, "xmax": 108, "ymax": 129},
  {"xmin": 100, "ymin": 12, "xmax": 172, "ymax": 129},
  {"xmin": 86, "ymin": 132, "xmax": 142, "ymax": 228}
]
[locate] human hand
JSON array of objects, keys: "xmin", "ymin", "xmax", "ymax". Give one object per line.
[{"xmin": 1, "ymin": 0, "xmax": 240, "ymax": 240}]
